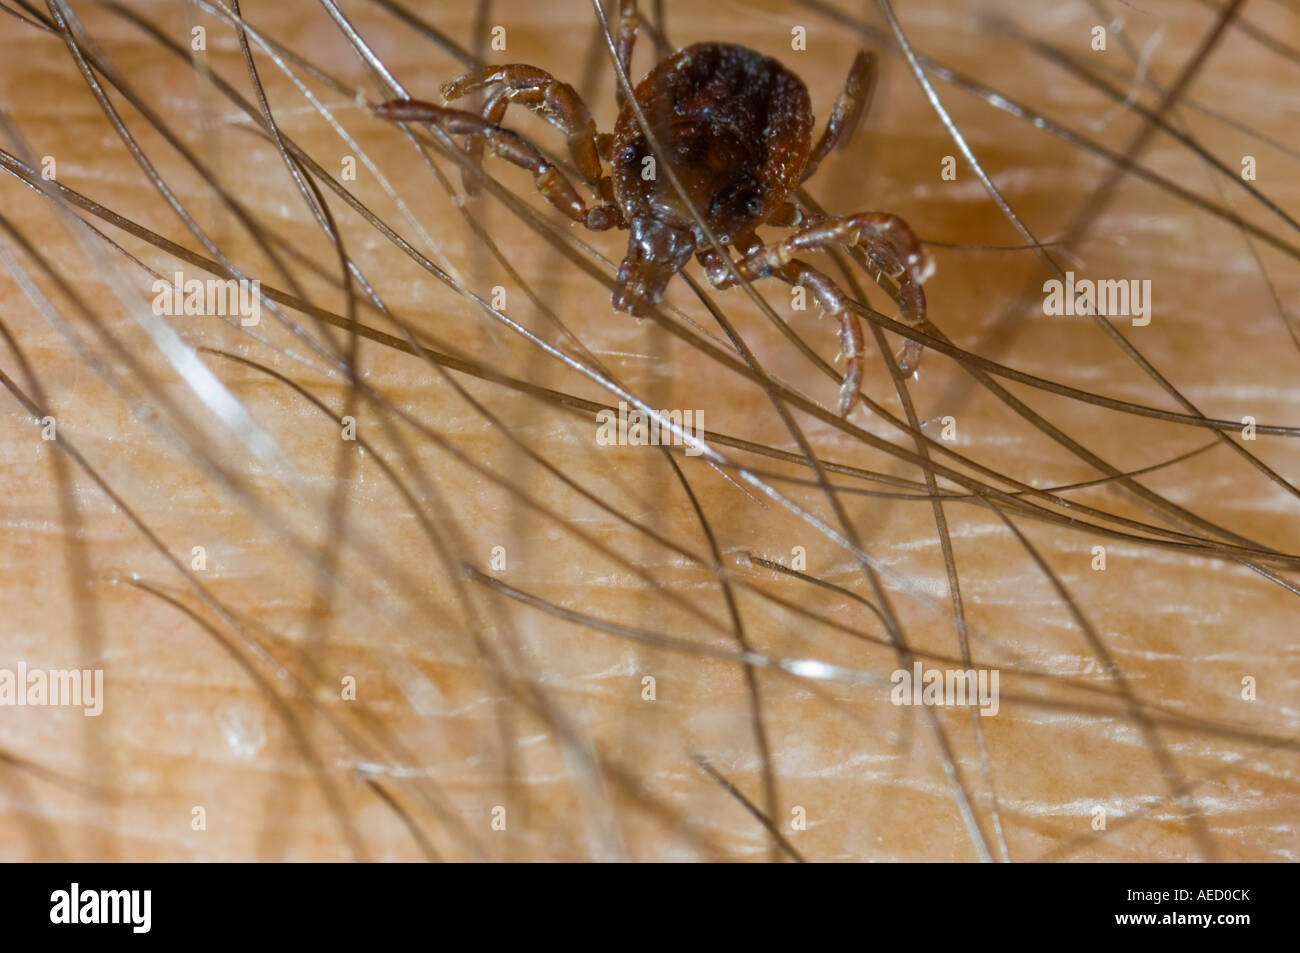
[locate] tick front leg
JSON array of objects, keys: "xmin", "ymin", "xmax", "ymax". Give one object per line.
[
  {"xmin": 372, "ymin": 99, "xmax": 618, "ymax": 230},
  {"xmin": 441, "ymin": 64, "xmax": 607, "ymax": 193},
  {"xmin": 458, "ymin": 86, "xmax": 510, "ymax": 196}
]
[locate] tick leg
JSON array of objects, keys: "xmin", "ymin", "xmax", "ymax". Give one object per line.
[
  {"xmin": 738, "ymin": 211, "xmax": 933, "ymax": 369},
  {"xmin": 776, "ymin": 260, "xmax": 868, "ymax": 416},
  {"xmin": 697, "ymin": 247, "xmax": 867, "ymax": 416},
  {"xmin": 801, "ymin": 51, "xmax": 876, "ymax": 183},
  {"xmin": 442, "ymin": 65, "xmax": 607, "ymax": 193},
  {"xmin": 458, "ymin": 86, "xmax": 510, "ymax": 196},
  {"xmin": 696, "ymin": 232, "xmax": 760, "ymax": 285},
  {"xmin": 767, "ymin": 202, "xmax": 805, "ymax": 228},
  {"xmin": 616, "ymin": 0, "xmax": 640, "ymax": 109},
  {"xmin": 696, "ymin": 245, "xmax": 733, "ymax": 288},
  {"xmin": 894, "ymin": 279, "xmax": 926, "ymax": 375},
  {"xmin": 372, "ymin": 99, "xmax": 618, "ymax": 230},
  {"xmin": 741, "ymin": 212, "xmax": 932, "ymax": 285}
]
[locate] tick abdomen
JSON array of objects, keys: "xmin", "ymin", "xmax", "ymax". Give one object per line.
[{"xmin": 611, "ymin": 42, "xmax": 814, "ymax": 236}]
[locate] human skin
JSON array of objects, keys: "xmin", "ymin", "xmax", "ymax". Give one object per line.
[{"xmin": 0, "ymin": 0, "xmax": 1296, "ymax": 861}]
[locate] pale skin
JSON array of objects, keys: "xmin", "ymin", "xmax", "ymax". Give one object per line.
[{"xmin": 0, "ymin": 0, "xmax": 1296, "ymax": 862}]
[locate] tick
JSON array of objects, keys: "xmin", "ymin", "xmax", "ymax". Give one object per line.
[{"xmin": 373, "ymin": 1, "xmax": 934, "ymax": 416}]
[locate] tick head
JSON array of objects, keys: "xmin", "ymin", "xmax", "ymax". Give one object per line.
[{"xmin": 612, "ymin": 216, "xmax": 696, "ymax": 317}]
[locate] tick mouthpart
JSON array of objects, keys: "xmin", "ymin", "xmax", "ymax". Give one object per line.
[
  {"xmin": 612, "ymin": 258, "xmax": 676, "ymax": 317},
  {"xmin": 612, "ymin": 217, "xmax": 696, "ymax": 317}
]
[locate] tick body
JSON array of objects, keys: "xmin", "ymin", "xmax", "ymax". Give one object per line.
[
  {"xmin": 608, "ymin": 43, "xmax": 813, "ymax": 310},
  {"xmin": 373, "ymin": 2, "xmax": 934, "ymax": 416}
]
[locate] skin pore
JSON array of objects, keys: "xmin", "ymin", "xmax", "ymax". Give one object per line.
[{"xmin": 0, "ymin": 0, "xmax": 1296, "ymax": 861}]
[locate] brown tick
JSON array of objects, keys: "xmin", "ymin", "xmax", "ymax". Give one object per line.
[{"xmin": 374, "ymin": 0, "xmax": 934, "ymax": 416}]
